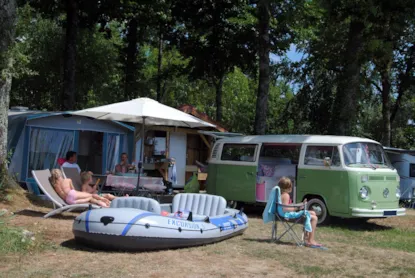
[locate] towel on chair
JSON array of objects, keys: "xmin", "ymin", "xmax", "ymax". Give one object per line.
[
  {"xmin": 262, "ymin": 187, "xmax": 278, "ymax": 224},
  {"xmin": 281, "ymin": 210, "xmax": 312, "ymax": 233},
  {"xmin": 262, "ymin": 186, "xmax": 313, "ymax": 232}
]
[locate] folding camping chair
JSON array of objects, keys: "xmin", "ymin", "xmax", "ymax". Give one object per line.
[{"xmin": 271, "ymin": 186, "xmax": 307, "ymax": 246}]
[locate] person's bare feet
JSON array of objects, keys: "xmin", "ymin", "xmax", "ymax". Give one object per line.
[
  {"xmin": 306, "ymin": 241, "xmax": 322, "ymax": 246},
  {"xmin": 97, "ymin": 200, "xmax": 109, "ymax": 207}
]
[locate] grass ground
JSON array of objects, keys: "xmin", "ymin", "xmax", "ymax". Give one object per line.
[{"xmin": 0, "ymin": 191, "xmax": 414, "ymax": 278}]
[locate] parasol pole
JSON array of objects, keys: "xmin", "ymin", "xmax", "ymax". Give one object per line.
[{"xmin": 134, "ymin": 116, "xmax": 146, "ymax": 195}]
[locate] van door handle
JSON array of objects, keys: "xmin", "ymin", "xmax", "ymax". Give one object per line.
[
  {"xmin": 299, "ymin": 176, "xmax": 306, "ymax": 179},
  {"xmin": 247, "ymin": 172, "xmax": 254, "ymax": 176}
]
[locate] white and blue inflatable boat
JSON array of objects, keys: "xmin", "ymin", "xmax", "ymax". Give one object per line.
[{"xmin": 73, "ymin": 193, "xmax": 248, "ymax": 251}]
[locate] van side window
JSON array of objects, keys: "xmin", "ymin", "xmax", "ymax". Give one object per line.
[
  {"xmin": 410, "ymin": 164, "xmax": 415, "ymax": 178},
  {"xmin": 304, "ymin": 146, "xmax": 341, "ymax": 166},
  {"xmin": 259, "ymin": 144, "xmax": 301, "ymax": 165},
  {"xmin": 221, "ymin": 144, "xmax": 257, "ymax": 162}
]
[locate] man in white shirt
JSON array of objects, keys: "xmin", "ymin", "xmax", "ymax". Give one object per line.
[{"xmin": 62, "ymin": 151, "xmax": 81, "ymax": 173}]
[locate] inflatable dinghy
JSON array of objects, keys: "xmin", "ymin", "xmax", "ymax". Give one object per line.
[{"xmin": 73, "ymin": 193, "xmax": 248, "ymax": 251}]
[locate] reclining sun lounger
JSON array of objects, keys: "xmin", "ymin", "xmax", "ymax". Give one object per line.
[
  {"xmin": 32, "ymin": 169, "xmax": 100, "ymax": 218},
  {"xmin": 61, "ymin": 167, "xmax": 82, "ymax": 191}
]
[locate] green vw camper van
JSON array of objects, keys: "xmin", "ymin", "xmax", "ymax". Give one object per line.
[{"xmin": 207, "ymin": 135, "xmax": 405, "ymax": 224}]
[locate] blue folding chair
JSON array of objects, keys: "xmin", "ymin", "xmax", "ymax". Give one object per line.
[{"xmin": 271, "ymin": 186, "xmax": 308, "ymax": 246}]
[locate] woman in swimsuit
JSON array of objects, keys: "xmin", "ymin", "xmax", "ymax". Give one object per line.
[{"xmin": 49, "ymin": 169, "xmax": 110, "ymax": 207}]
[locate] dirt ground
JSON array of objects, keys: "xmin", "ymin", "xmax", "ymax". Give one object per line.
[{"xmin": 1, "ymin": 192, "xmax": 415, "ymax": 278}]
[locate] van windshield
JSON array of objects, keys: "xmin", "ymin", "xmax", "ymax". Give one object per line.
[{"xmin": 343, "ymin": 142, "xmax": 393, "ymax": 169}]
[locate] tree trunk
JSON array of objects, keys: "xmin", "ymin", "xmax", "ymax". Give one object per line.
[
  {"xmin": 124, "ymin": 18, "xmax": 138, "ymax": 100},
  {"xmin": 215, "ymin": 76, "xmax": 225, "ymax": 122},
  {"xmin": 62, "ymin": 0, "xmax": 78, "ymax": 111},
  {"xmin": 390, "ymin": 44, "xmax": 415, "ymax": 124},
  {"xmin": 329, "ymin": 21, "xmax": 365, "ymax": 135},
  {"xmin": 0, "ymin": 76, "xmax": 12, "ymax": 169},
  {"xmin": 380, "ymin": 64, "xmax": 392, "ymax": 146},
  {"xmin": 0, "ymin": 0, "xmax": 17, "ymax": 176},
  {"xmin": 156, "ymin": 25, "xmax": 163, "ymax": 102},
  {"xmin": 254, "ymin": 0, "xmax": 270, "ymax": 135}
]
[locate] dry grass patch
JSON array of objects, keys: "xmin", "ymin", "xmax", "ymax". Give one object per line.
[{"xmin": 1, "ymin": 195, "xmax": 415, "ymax": 277}]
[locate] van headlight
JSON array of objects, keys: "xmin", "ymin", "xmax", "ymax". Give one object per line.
[
  {"xmin": 359, "ymin": 186, "xmax": 369, "ymax": 199},
  {"xmin": 361, "ymin": 175, "xmax": 368, "ymax": 183},
  {"xmin": 396, "ymin": 187, "xmax": 401, "ymax": 198}
]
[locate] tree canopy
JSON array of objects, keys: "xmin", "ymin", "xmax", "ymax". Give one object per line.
[{"xmin": 1, "ymin": 0, "xmax": 413, "ymax": 150}]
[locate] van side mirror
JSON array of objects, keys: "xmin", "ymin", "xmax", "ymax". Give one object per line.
[{"xmin": 324, "ymin": 157, "xmax": 332, "ymax": 167}]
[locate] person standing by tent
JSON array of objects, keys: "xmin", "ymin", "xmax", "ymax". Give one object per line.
[{"xmin": 62, "ymin": 151, "xmax": 81, "ymax": 173}]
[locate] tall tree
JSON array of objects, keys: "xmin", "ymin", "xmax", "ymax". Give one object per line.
[
  {"xmin": 123, "ymin": 17, "xmax": 139, "ymax": 100},
  {"xmin": 62, "ymin": 0, "xmax": 78, "ymax": 110},
  {"xmin": 11, "ymin": 5, "xmax": 125, "ymax": 111},
  {"xmin": 0, "ymin": 0, "xmax": 17, "ymax": 176},
  {"xmin": 254, "ymin": 0, "xmax": 270, "ymax": 135},
  {"xmin": 27, "ymin": 0, "xmax": 112, "ymax": 109},
  {"xmin": 327, "ymin": 1, "xmax": 368, "ymax": 135},
  {"xmin": 172, "ymin": 0, "xmax": 257, "ymax": 122},
  {"xmin": 368, "ymin": 0, "xmax": 415, "ymax": 145},
  {"xmin": 253, "ymin": 0, "xmax": 307, "ymax": 134}
]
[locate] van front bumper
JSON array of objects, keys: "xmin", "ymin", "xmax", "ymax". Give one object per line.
[{"xmin": 351, "ymin": 208, "xmax": 406, "ymax": 218}]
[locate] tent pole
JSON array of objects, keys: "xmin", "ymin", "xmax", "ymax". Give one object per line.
[{"xmin": 135, "ymin": 117, "xmax": 146, "ymax": 195}]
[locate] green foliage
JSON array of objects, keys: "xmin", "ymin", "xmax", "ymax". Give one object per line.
[
  {"xmin": 171, "ymin": 0, "xmax": 257, "ymax": 99},
  {"xmin": 11, "ymin": 5, "xmax": 125, "ymax": 110},
  {"xmin": 282, "ymin": 0, "xmax": 415, "ymax": 147},
  {"xmin": 0, "ymin": 213, "xmax": 47, "ymax": 254},
  {"xmin": 7, "ymin": 0, "xmax": 415, "ymax": 149},
  {"xmin": 184, "ymin": 173, "xmax": 200, "ymax": 193}
]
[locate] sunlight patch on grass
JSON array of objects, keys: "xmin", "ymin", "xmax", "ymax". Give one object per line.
[
  {"xmin": 384, "ymin": 266, "xmax": 415, "ymax": 277},
  {"xmin": 320, "ymin": 225, "xmax": 415, "ymax": 253}
]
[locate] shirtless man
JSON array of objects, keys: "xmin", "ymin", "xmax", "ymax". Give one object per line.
[{"xmin": 49, "ymin": 169, "xmax": 110, "ymax": 207}]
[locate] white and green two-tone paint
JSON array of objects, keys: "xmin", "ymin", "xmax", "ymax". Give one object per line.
[{"xmin": 207, "ymin": 135, "xmax": 405, "ymax": 224}]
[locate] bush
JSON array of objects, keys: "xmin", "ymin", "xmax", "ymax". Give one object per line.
[{"xmin": 0, "ymin": 226, "xmax": 34, "ymax": 253}]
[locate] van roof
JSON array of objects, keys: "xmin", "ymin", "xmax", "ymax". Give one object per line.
[
  {"xmin": 216, "ymin": 134, "xmax": 380, "ymax": 145},
  {"xmin": 384, "ymin": 147, "xmax": 415, "ymax": 155}
]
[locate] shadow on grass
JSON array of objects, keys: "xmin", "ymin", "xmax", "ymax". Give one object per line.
[
  {"xmin": 326, "ymin": 217, "xmax": 394, "ymax": 231},
  {"xmin": 240, "ymin": 204, "xmax": 395, "ymax": 231},
  {"xmin": 242, "ymin": 238, "xmax": 297, "ymax": 247},
  {"xmin": 14, "ymin": 209, "xmax": 76, "ymax": 220},
  {"xmin": 24, "ymin": 193, "xmax": 55, "ymax": 208},
  {"xmin": 60, "ymin": 238, "xmax": 205, "ymax": 254},
  {"xmin": 61, "ymin": 239, "xmax": 112, "ymax": 253}
]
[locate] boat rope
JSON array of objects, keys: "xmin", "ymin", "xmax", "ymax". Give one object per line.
[{"xmin": 121, "ymin": 212, "xmax": 155, "ymax": 236}]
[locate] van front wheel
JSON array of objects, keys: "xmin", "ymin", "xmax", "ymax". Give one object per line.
[{"xmin": 306, "ymin": 198, "xmax": 330, "ymax": 225}]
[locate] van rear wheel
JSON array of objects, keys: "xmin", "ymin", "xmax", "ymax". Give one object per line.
[{"xmin": 306, "ymin": 198, "xmax": 330, "ymax": 225}]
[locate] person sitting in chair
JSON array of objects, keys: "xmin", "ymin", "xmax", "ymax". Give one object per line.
[
  {"xmin": 49, "ymin": 169, "xmax": 109, "ymax": 207},
  {"xmin": 115, "ymin": 153, "xmax": 134, "ymax": 173},
  {"xmin": 62, "ymin": 151, "xmax": 81, "ymax": 173},
  {"xmin": 80, "ymin": 171, "xmax": 117, "ymax": 201},
  {"xmin": 279, "ymin": 177, "xmax": 325, "ymax": 249}
]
